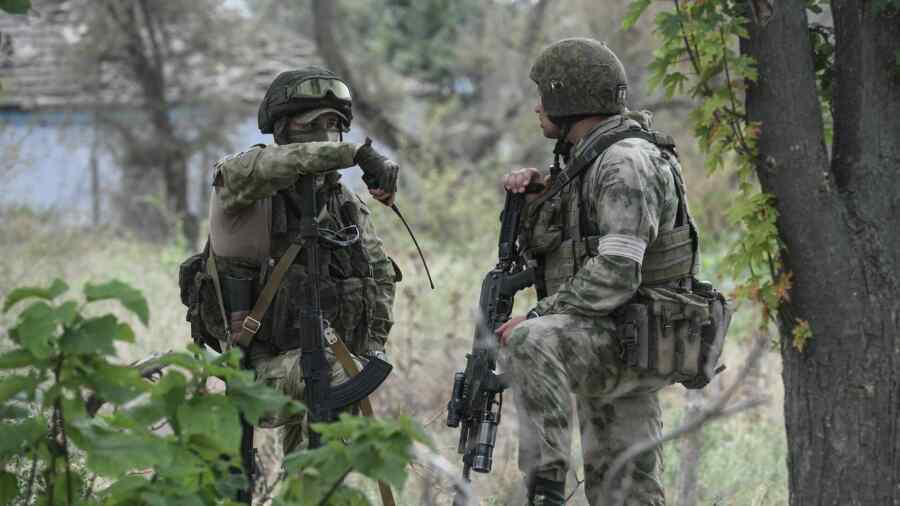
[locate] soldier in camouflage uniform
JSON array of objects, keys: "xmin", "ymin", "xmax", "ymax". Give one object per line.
[
  {"xmin": 207, "ymin": 66, "xmax": 400, "ymax": 453},
  {"xmin": 497, "ymin": 39, "xmax": 692, "ymax": 505}
]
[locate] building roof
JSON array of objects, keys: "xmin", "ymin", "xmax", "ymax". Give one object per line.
[{"xmin": 0, "ymin": 0, "xmax": 319, "ymax": 111}]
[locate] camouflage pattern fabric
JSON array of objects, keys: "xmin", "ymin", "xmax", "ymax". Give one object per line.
[
  {"xmin": 251, "ymin": 347, "xmax": 363, "ymax": 454},
  {"xmin": 529, "ymin": 113, "xmax": 681, "ymax": 317},
  {"xmin": 502, "ymin": 314, "xmax": 669, "ymax": 505},
  {"xmin": 509, "ymin": 113, "xmax": 682, "ymax": 504},
  {"xmin": 529, "ymin": 38, "xmax": 629, "ymax": 117},
  {"xmin": 354, "ymin": 191, "xmax": 397, "ymax": 353},
  {"xmin": 211, "ymin": 140, "xmax": 396, "ymax": 451},
  {"xmin": 215, "ymin": 141, "xmax": 359, "ymax": 213}
]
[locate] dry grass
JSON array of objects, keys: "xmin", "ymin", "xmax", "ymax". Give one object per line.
[{"xmin": 0, "ymin": 203, "xmax": 787, "ymax": 506}]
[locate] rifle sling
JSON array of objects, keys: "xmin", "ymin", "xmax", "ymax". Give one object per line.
[
  {"xmin": 530, "ymin": 128, "xmax": 673, "ymax": 210},
  {"xmin": 232, "ymin": 241, "xmax": 305, "ymax": 347},
  {"xmin": 324, "ymin": 327, "xmax": 397, "ymax": 506}
]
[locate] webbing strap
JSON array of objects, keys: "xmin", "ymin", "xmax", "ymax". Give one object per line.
[
  {"xmin": 205, "ymin": 238, "xmax": 231, "ymax": 345},
  {"xmin": 231, "ymin": 241, "xmax": 304, "ymax": 347},
  {"xmin": 530, "ymin": 128, "xmax": 673, "ymax": 210},
  {"xmin": 324, "ymin": 326, "xmax": 396, "ymax": 506}
]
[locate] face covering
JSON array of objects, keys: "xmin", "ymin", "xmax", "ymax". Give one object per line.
[{"xmin": 285, "ymin": 128, "xmax": 341, "ymax": 144}]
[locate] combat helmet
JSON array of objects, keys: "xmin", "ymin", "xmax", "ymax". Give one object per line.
[
  {"xmin": 257, "ymin": 65, "xmax": 354, "ymax": 134},
  {"xmin": 529, "ymin": 38, "xmax": 628, "ymax": 119}
]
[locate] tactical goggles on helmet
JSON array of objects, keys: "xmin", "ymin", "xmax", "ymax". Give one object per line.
[{"xmin": 286, "ymin": 77, "xmax": 352, "ymax": 101}]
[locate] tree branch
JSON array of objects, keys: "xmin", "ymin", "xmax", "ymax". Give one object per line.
[{"xmin": 311, "ymin": 0, "xmax": 423, "ymax": 154}]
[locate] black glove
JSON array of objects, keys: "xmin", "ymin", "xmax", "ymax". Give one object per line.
[
  {"xmin": 354, "ymin": 138, "xmax": 399, "ymax": 194},
  {"xmin": 365, "ymin": 349, "xmax": 390, "ymax": 364}
]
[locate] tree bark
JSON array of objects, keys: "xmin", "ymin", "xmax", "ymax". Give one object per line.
[{"xmin": 742, "ymin": 0, "xmax": 900, "ymax": 503}]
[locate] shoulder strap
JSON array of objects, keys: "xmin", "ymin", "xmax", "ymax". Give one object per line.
[
  {"xmin": 205, "ymin": 238, "xmax": 232, "ymax": 344},
  {"xmin": 232, "ymin": 241, "xmax": 305, "ymax": 347},
  {"xmin": 531, "ymin": 128, "xmax": 675, "ymax": 210}
]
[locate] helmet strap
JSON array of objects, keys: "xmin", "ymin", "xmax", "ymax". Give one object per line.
[{"xmin": 551, "ymin": 120, "xmax": 574, "ymax": 173}]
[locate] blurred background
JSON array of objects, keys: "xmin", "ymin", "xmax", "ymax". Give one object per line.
[{"xmin": 0, "ymin": 0, "xmax": 784, "ymax": 504}]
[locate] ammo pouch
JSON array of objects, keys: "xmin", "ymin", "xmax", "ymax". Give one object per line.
[
  {"xmin": 178, "ymin": 247, "xmax": 262, "ymax": 353},
  {"xmin": 178, "ymin": 250, "xmax": 223, "ymax": 352},
  {"xmin": 615, "ymin": 281, "xmax": 732, "ymax": 389}
]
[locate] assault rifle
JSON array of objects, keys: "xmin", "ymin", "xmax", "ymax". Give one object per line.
[
  {"xmin": 446, "ymin": 184, "xmax": 542, "ymax": 505},
  {"xmin": 294, "ymin": 173, "xmax": 393, "ymax": 449}
]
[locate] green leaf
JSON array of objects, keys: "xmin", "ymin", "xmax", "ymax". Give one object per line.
[
  {"xmin": 2, "ymin": 279, "xmax": 68, "ymax": 313},
  {"xmin": 0, "ymin": 0, "xmax": 30, "ymax": 15},
  {"xmin": 96, "ymin": 475, "xmax": 148, "ymax": 505},
  {"xmin": 622, "ymin": 0, "xmax": 652, "ymax": 29},
  {"xmin": 13, "ymin": 302, "xmax": 58, "ymax": 359},
  {"xmin": 0, "ymin": 471, "xmax": 18, "ymax": 506},
  {"xmin": 84, "ymin": 280, "xmax": 150, "ymax": 325},
  {"xmin": 0, "ymin": 404, "xmax": 29, "ymax": 420},
  {"xmin": 61, "ymin": 315, "xmax": 130, "ymax": 356},
  {"xmin": 53, "ymin": 301, "xmax": 79, "ymax": 327},
  {"xmin": 0, "ymin": 349, "xmax": 36, "ymax": 369},
  {"xmin": 176, "ymin": 395, "xmax": 241, "ymax": 454},
  {"xmin": 0, "ymin": 374, "xmax": 40, "ymax": 404},
  {"xmin": 0, "ymin": 417, "xmax": 47, "ymax": 457},
  {"xmin": 226, "ymin": 373, "xmax": 297, "ymax": 426},
  {"xmin": 84, "ymin": 362, "xmax": 148, "ymax": 405},
  {"xmin": 72, "ymin": 420, "xmax": 174, "ymax": 476}
]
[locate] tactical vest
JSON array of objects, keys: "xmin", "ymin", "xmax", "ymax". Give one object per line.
[
  {"xmin": 522, "ymin": 122, "xmax": 699, "ymax": 299},
  {"xmin": 190, "ymin": 174, "xmax": 378, "ymax": 356}
]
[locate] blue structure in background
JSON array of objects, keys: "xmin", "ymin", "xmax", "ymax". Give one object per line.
[{"xmin": 1, "ymin": 109, "xmax": 367, "ymax": 223}]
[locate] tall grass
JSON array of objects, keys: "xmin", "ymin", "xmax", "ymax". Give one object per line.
[{"xmin": 0, "ymin": 180, "xmax": 787, "ymax": 504}]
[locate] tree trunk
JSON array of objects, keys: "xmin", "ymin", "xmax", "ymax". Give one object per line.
[{"xmin": 742, "ymin": 0, "xmax": 900, "ymax": 503}]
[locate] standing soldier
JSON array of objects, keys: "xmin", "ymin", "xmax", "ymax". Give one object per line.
[
  {"xmin": 497, "ymin": 38, "xmax": 703, "ymax": 505},
  {"xmin": 199, "ymin": 65, "xmax": 401, "ymax": 455}
]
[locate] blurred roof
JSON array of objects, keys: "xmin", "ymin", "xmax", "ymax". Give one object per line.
[{"xmin": 0, "ymin": 0, "xmax": 319, "ymax": 111}]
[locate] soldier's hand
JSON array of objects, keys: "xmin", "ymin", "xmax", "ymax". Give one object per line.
[
  {"xmin": 503, "ymin": 168, "xmax": 548, "ymax": 202},
  {"xmin": 356, "ymin": 138, "xmax": 399, "ymax": 195},
  {"xmin": 368, "ymin": 188, "xmax": 396, "ymax": 207},
  {"xmin": 496, "ymin": 315, "xmax": 527, "ymax": 347}
]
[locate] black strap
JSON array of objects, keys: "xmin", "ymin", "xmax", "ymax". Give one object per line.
[{"xmin": 531, "ymin": 128, "xmax": 675, "ymax": 210}]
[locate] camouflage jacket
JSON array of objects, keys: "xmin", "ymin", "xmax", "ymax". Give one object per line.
[
  {"xmin": 523, "ymin": 113, "xmax": 681, "ymax": 318},
  {"xmin": 210, "ymin": 141, "xmax": 396, "ymax": 353}
]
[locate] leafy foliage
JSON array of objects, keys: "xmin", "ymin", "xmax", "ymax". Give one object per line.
[
  {"xmin": 624, "ymin": 0, "xmax": 798, "ymax": 335},
  {"xmin": 0, "ymin": 279, "xmax": 425, "ymax": 505},
  {"xmin": 366, "ymin": 0, "xmax": 480, "ymax": 93},
  {"xmin": 0, "ymin": 0, "xmax": 28, "ymax": 14}
]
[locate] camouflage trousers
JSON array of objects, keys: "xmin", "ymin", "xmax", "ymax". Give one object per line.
[
  {"xmin": 251, "ymin": 347, "xmax": 361, "ymax": 454},
  {"xmin": 502, "ymin": 313, "xmax": 671, "ymax": 506}
]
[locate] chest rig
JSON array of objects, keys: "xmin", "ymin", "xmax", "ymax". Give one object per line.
[
  {"xmin": 523, "ymin": 123, "xmax": 698, "ymax": 298},
  {"xmin": 188, "ymin": 173, "xmax": 378, "ymax": 357},
  {"xmin": 264, "ymin": 174, "xmax": 377, "ymax": 354}
]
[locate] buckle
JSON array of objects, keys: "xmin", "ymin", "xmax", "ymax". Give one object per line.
[{"xmin": 242, "ymin": 316, "xmax": 262, "ymax": 335}]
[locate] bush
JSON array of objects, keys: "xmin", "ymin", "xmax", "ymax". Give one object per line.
[{"xmin": 0, "ymin": 278, "xmax": 425, "ymax": 505}]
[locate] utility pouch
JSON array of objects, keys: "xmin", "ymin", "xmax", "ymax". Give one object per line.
[
  {"xmin": 617, "ymin": 286, "xmax": 713, "ymax": 381},
  {"xmin": 615, "ymin": 304, "xmax": 649, "ymax": 368},
  {"xmin": 680, "ymin": 281, "xmax": 732, "ymax": 389},
  {"xmin": 177, "ymin": 252, "xmax": 223, "ymax": 352},
  {"xmin": 221, "ymin": 275, "xmax": 256, "ymax": 314}
]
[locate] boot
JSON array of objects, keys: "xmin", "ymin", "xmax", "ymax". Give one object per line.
[{"xmin": 528, "ymin": 476, "xmax": 566, "ymax": 506}]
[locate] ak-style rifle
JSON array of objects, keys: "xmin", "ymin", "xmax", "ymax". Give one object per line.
[{"xmin": 446, "ymin": 183, "xmax": 542, "ymax": 505}]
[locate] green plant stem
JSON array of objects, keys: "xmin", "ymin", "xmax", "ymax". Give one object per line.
[
  {"xmin": 674, "ymin": 0, "xmax": 754, "ymax": 160},
  {"xmin": 53, "ymin": 357, "xmax": 74, "ymax": 506},
  {"xmin": 25, "ymin": 451, "xmax": 38, "ymax": 503},
  {"xmin": 317, "ymin": 468, "xmax": 352, "ymax": 506},
  {"xmin": 719, "ymin": 27, "xmax": 753, "ymax": 155}
]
